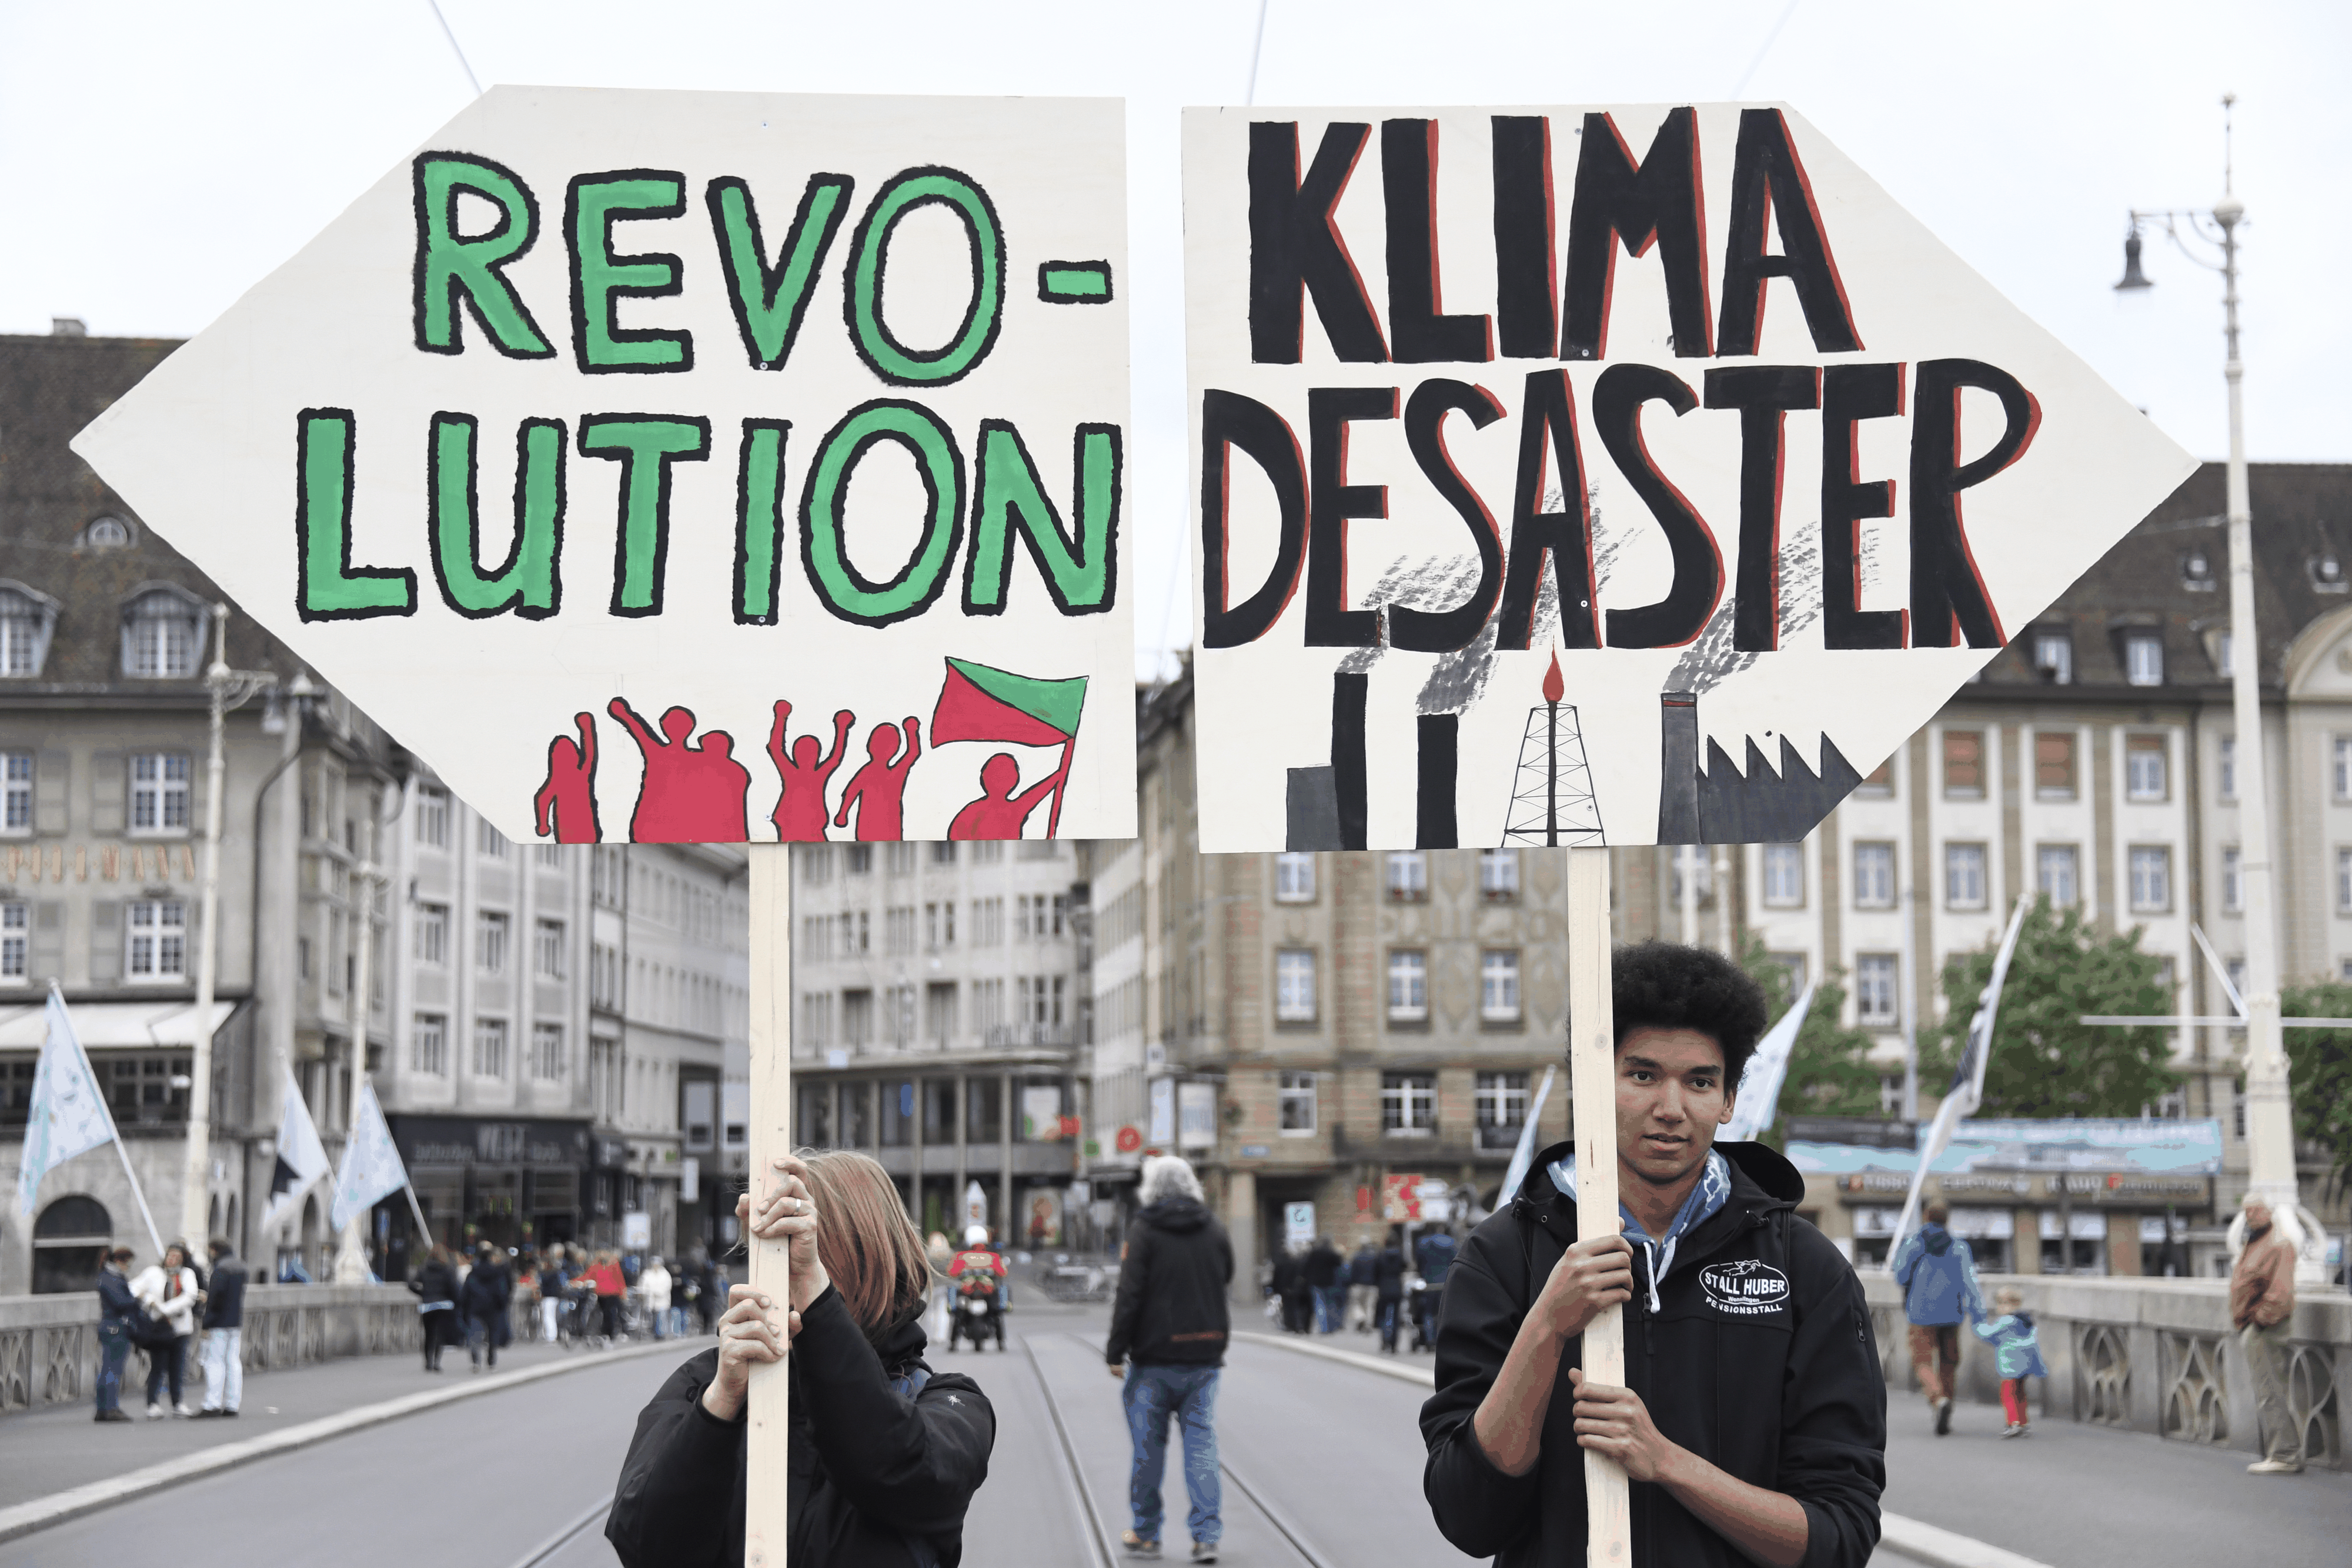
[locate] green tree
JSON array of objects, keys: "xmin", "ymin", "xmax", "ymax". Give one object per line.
[
  {"xmin": 2278, "ymin": 979, "xmax": 2352, "ymax": 1191},
  {"xmin": 1919, "ymin": 898, "xmax": 2176, "ymax": 1118},
  {"xmin": 1736, "ymin": 936, "xmax": 1884, "ymax": 1146}
]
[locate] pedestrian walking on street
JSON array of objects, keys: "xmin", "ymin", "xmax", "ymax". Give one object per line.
[
  {"xmin": 589, "ymin": 1249, "xmax": 627, "ymax": 1343},
  {"xmin": 1969, "ymin": 1286, "xmax": 2046, "ymax": 1438},
  {"xmin": 1348, "ymin": 1237, "xmax": 1378, "ymax": 1333},
  {"xmin": 1891, "ymin": 1200, "xmax": 1984, "ymax": 1436},
  {"xmin": 2232, "ymin": 1195, "xmax": 2304, "ymax": 1475},
  {"xmin": 643, "ymin": 1255, "xmax": 674, "ymax": 1339},
  {"xmin": 410, "ymin": 1244, "xmax": 460, "ymax": 1372},
  {"xmin": 536, "ymin": 1251, "xmax": 566, "ymax": 1342},
  {"xmin": 195, "ymin": 1238, "xmax": 246, "ymax": 1417},
  {"xmin": 1105, "ymin": 1155, "xmax": 1233, "ymax": 1563},
  {"xmin": 1373, "ymin": 1229, "xmax": 1408, "ymax": 1353},
  {"xmin": 1305, "ymin": 1235, "xmax": 1345, "ymax": 1334},
  {"xmin": 1414, "ymin": 1228, "xmax": 1458, "ymax": 1352},
  {"xmin": 93, "ymin": 1247, "xmax": 138, "ymax": 1423},
  {"xmin": 1422, "ymin": 941, "xmax": 1887, "ymax": 1568},
  {"xmin": 688, "ymin": 1246, "xmax": 720, "ymax": 1335},
  {"xmin": 462, "ymin": 1242, "xmax": 512, "ymax": 1370},
  {"xmin": 131, "ymin": 1241, "xmax": 201, "ymax": 1417},
  {"xmin": 607, "ymin": 1151, "xmax": 994, "ymax": 1568}
]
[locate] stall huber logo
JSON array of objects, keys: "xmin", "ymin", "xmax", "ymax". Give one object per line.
[{"xmin": 1700, "ymin": 1260, "xmax": 1790, "ymax": 1316}]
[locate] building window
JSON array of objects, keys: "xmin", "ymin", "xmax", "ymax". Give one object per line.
[
  {"xmin": 2124, "ymin": 633, "xmax": 2164, "ymax": 687},
  {"xmin": 129, "ymin": 753, "xmax": 191, "ymax": 834},
  {"xmin": 2130, "ymin": 846, "xmax": 2172, "ymax": 913},
  {"xmin": 2037, "ymin": 845, "xmax": 2080, "ymax": 908},
  {"xmin": 2221, "ymin": 847, "xmax": 2243, "ymax": 914},
  {"xmin": 1855, "ymin": 760, "xmax": 1894, "ymax": 798},
  {"xmin": 415, "ymin": 785, "xmax": 449, "ymax": 848},
  {"xmin": 1476, "ymin": 1071, "xmax": 1529, "ymax": 1139},
  {"xmin": 0, "ymin": 753, "xmax": 31, "ymax": 834},
  {"xmin": 1855, "ymin": 954, "xmax": 1898, "ymax": 1027},
  {"xmin": 1762, "ymin": 844, "xmax": 1805, "ymax": 908},
  {"xmin": 534, "ymin": 920, "xmax": 566, "ymax": 978},
  {"xmin": 1381, "ymin": 1072, "xmax": 1436, "ymax": 1136},
  {"xmin": 2219, "ymin": 735, "xmax": 2237, "ymax": 801},
  {"xmin": 472, "ymin": 1018, "xmax": 509, "ymax": 1079},
  {"xmin": 2126, "ymin": 735, "xmax": 2168, "ymax": 801},
  {"xmin": 1388, "ymin": 950, "xmax": 1428, "ymax": 1022},
  {"xmin": 0, "ymin": 586, "xmax": 57, "ymax": 677},
  {"xmin": 476, "ymin": 911, "xmax": 509, "ymax": 973},
  {"xmin": 100, "ymin": 1054, "xmax": 192, "ymax": 1126},
  {"xmin": 846, "ymin": 845, "xmax": 873, "ymax": 875},
  {"xmin": 2339, "ymin": 850, "xmax": 2352, "ymax": 916},
  {"xmin": 930, "ymin": 841, "xmax": 957, "ymax": 865},
  {"xmin": 476, "ymin": 819, "xmax": 508, "ymax": 859},
  {"xmin": 126, "ymin": 899, "xmax": 187, "ymax": 980},
  {"xmin": 1481, "ymin": 950, "xmax": 1522, "ymax": 1022},
  {"xmin": 1386, "ymin": 851, "xmax": 1426, "ymax": 901},
  {"xmin": 1942, "ymin": 730, "xmax": 1984, "ymax": 798},
  {"xmin": 530, "ymin": 1022, "xmax": 564, "ymax": 1081},
  {"xmin": 1275, "ymin": 950, "xmax": 1317, "ymax": 1023},
  {"xmin": 1480, "ymin": 848, "xmax": 1521, "ymax": 900},
  {"xmin": 1278, "ymin": 1070, "xmax": 1317, "ymax": 1135},
  {"xmin": 415, "ymin": 904, "xmax": 448, "ymax": 965},
  {"xmin": 1274, "ymin": 853, "xmax": 1317, "ymax": 902},
  {"xmin": 925, "ymin": 901, "xmax": 956, "ymax": 948},
  {"xmin": 2034, "ymin": 731, "xmax": 2077, "ymax": 799},
  {"xmin": 0, "ymin": 902, "xmax": 25, "ymax": 980},
  {"xmin": 2216, "ymin": 631, "xmax": 2234, "ymax": 677},
  {"xmin": 1945, "ymin": 844, "xmax": 1987, "ymax": 910},
  {"xmin": 1852, "ymin": 842, "xmax": 1895, "ymax": 909},
  {"xmin": 2032, "ymin": 630, "xmax": 2073, "ymax": 684},
  {"xmin": 410, "ymin": 1014, "xmax": 447, "ymax": 1075},
  {"xmin": 888, "ymin": 905, "xmax": 917, "ymax": 954},
  {"xmin": 122, "ymin": 590, "xmax": 204, "ymax": 678},
  {"xmin": 2335, "ymin": 737, "xmax": 2352, "ymax": 802}
]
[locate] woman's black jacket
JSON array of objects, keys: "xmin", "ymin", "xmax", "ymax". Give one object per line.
[
  {"xmin": 408, "ymin": 1261, "xmax": 458, "ymax": 1309},
  {"xmin": 607, "ymin": 1283, "xmax": 994, "ymax": 1568},
  {"xmin": 1420, "ymin": 1140, "xmax": 1886, "ymax": 1568}
]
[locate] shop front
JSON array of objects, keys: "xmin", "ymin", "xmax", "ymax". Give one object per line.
[
  {"xmin": 1785, "ymin": 1116, "xmax": 2223, "ymax": 1276},
  {"xmin": 387, "ymin": 1115, "xmax": 591, "ymax": 1276}
]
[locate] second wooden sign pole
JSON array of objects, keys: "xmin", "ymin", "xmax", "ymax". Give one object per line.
[
  {"xmin": 1566, "ymin": 845, "xmax": 1631, "ymax": 1568},
  {"xmin": 744, "ymin": 842, "xmax": 793, "ymax": 1568}
]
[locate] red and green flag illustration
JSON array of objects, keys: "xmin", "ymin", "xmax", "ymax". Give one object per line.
[{"xmin": 931, "ymin": 658, "xmax": 1087, "ymax": 838}]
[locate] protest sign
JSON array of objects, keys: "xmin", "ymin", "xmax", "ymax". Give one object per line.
[
  {"xmin": 1182, "ymin": 103, "xmax": 2192, "ymax": 853},
  {"xmin": 75, "ymin": 86, "xmax": 1135, "ymax": 847}
]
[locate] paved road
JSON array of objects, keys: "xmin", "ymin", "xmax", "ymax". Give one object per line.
[{"xmin": 6, "ymin": 1296, "xmax": 2336, "ymax": 1568}]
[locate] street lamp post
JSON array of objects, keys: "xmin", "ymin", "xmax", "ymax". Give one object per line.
[
  {"xmin": 179, "ymin": 606, "xmax": 276, "ymax": 1249},
  {"xmin": 2116, "ymin": 95, "xmax": 2301, "ymax": 1229}
]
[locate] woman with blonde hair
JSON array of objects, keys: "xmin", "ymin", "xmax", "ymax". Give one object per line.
[{"xmin": 607, "ymin": 1151, "xmax": 995, "ymax": 1568}]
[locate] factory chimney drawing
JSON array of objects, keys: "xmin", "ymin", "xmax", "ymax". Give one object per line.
[{"xmin": 1656, "ymin": 688, "xmax": 1863, "ymax": 844}]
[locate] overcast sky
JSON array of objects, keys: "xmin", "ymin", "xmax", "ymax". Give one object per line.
[{"xmin": 4, "ymin": 0, "xmax": 2342, "ymax": 678}]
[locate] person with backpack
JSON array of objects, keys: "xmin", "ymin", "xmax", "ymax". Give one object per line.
[
  {"xmin": 1890, "ymin": 1201, "xmax": 1986, "ymax": 1436},
  {"xmin": 1970, "ymin": 1286, "xmax": 2046, "ymax": 1438},
  {"xmin": 409, "ymin": 1245, "xmax": 461, "ymax": 1372},
  {"xmin": 1421, "ymin": 942, "xmax": 1886, "ymax": 1568},
  {"xmin": 607, "ymin": 1150, "xmax": 994, "ymax": 1568}
]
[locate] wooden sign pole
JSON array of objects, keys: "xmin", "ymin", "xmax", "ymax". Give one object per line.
[
  {"xmin": 744, "ymin": 841, "xmax": 793, "ymax": 1568},
  {"xmin": 1565, "ymin": 846, "xmax": 1630, "ymax": 1568}
]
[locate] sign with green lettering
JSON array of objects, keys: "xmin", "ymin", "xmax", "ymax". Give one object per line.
[{"xmin": 78, "ymin": 87, "xmax": 1135, "ymax": 844}]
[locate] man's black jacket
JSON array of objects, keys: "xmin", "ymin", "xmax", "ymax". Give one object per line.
[
  {"xmin": 606, "ymin": 1285, "xmax": 994, "ymax": 1568},
  {"xmin": 1105, "ymin": 1198, "xmax": 1234, "ymax": 1367},
  {"xmin": 1421, "ymin": 1140, "xmax": 1885, "ymax": 1568},
  {"xmin": 202, "ymin": 1255, "xmax": 247, "ymax": 1329}
]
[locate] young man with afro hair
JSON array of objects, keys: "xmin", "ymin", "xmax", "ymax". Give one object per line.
[{"xmin": 1421, "ymin": 941, "xmax": 1886, "ymax": 1568}]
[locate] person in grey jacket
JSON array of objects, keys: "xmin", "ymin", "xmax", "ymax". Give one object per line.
[
  {"xmin": 93, "ymin": 1248, "xmax": 139, "ymax": 1423},
  {"xmin": 196, "ymin": 1239, "xmax": 248, "ymax": 1417}
]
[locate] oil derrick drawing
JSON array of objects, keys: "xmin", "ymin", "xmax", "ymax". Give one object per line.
[
  {"xmin": 1503, "ymin": 655, "xmax": 1605, "ymax": 848},
  {"xmin": 1656, "ymin": 689, "xmax": 1862, "ymax": 844}
]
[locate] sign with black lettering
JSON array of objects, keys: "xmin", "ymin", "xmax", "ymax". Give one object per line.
[
  {"xmin": 1183, "ymin": 104, "xmax": 2194, "ymax": 851},
  {"xmin": 76, "ymin": 88, "xmax": 1134, "ymax": 845}
]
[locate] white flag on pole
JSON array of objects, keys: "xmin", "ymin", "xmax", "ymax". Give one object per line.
[
  {"xmin": 330, "ymin": 1079, "xmax": 409, "ymax": 1233},
  {"xmin": 15, "ymin": 991, "xmax": 116, "ymax": 1217},
  {"xmin": 1498, "ymin": 1065, "xmax": 1559, "ymax": 1206},
  {"xmin": 263, "ymin": 1063, "xmax": 331, "ymax": 1232},
  {"xmin": 1723, "ymin": 979, "xmax": 1819, "ymax": 1144},
  {"xmin": 1892, "ymin": 898, "xmax": 2031, "ymax": 1254}
]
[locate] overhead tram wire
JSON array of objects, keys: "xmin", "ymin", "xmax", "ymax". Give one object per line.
[{"xmin": 502, "ymin": 1492, "xmax": 614, "ymax": 1568}]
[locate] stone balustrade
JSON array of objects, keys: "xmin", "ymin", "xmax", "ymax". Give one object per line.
[
  {"xmin": 0, "ymin": 1283, "xmax": 435, "ymax": 1415},
  {"xmin": 1860, "ymin": 1273, "xmax": 2350, "ymax": 1470}
]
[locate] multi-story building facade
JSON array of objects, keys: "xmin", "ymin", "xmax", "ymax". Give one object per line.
[
  {"xmin": 0, "ymin": 326, "xmax": 403, "ymax": 1292},
  {"xmin": 787, "ymin": 839, "xmax": 1088, "ymax": 1247}
]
